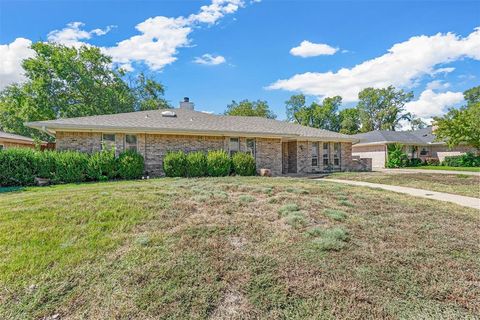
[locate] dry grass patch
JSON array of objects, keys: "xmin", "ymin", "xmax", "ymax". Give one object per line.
[{"xmin": 0, "ymin": 177, "xmax": 479, "ymax": 319}]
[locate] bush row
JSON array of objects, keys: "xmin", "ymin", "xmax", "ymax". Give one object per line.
[
  {"xmin": 0, "ymin": 148, "xmax": 144, "ymax": 187},
  {"xmin": 163, "ymin": 150, "xmax": 256, "ymax": 177},
  {"xmin": 442, "ymin": 152, "xmax": 480, "ymax": 167}
]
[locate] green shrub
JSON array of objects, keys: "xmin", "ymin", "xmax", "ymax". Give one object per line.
[
  {"xmin": 87, "ymin": 148, "xmax": 117, "ymax": 181},
  {"xmin": 206, "ymin": 150, "xmax": 231, "ymax": 177},
  {"xmin": 386, "ymin": 143, "xmax": 408, "ymax": 168},
  {"xmin": 0, "ymin": 148, "xmax": 37, "ymax": 186},
  {"xmin": 117, "ymin": 151, "xmax": 144, "ymax": 179},
  {"xmin": 35, "ymin": 150, "xmax": 57, "ymax": 179},
  {"xmin": 163, "ymin": 151, "xmax": 187, "ymax": 177},
  {"xmin": 408, "ymin": 158, "xmax": 423, "ymax": 167},
  {"xmin": 285, "ymin": 211, "xmax": 308, "ymax": 228},
  {"xmin": 186, "ymin": 151, "xmax": 207, "ymax": 177},
  {"xmin": 53, "ymin": 151, "xmax": 89, "ymax": 183},
  {"xmin": 232, "ymin": 152, "xmax": 256, "ymax": 176},
  {"xmin": 311, "ymin": 227, "xmax": 349, "ymax": 251},
  {"xmin": 278, "ymin": 203, "xmax": 300, "ymax": 216},
  {"xmin": 443, "ymin": 152, "xmax": 480, "ymax": 167}
]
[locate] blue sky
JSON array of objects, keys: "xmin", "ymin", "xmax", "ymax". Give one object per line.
[{"xmin": 0, "ymin": 0, "xmax": 479, "ymax": 121}]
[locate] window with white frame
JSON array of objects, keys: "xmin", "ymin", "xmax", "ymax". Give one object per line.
[
  {"xmin": 229, "ymin": 137, "xmax": 239, "ymax": 157},
  {"xmin": 333, "ymin": 142, "xmax": 341, "ymax": 166},
  {"xmin": 323, "ymin": 142, "xmax": 330, "ymax": 166},
  {"xmin": 125, "ymin": 134, "xmax": 137, "ymax": 152},
  {"xmin": 246, "ymin": 138, "xmax": 256, "ymax": 157},
  {"xmin": 311, "ymin": 142, "xmax": 319, "ymax": 166},
  {"xmin": 101, "ymin": 133, "xmax": 116, "ymax": 150}
]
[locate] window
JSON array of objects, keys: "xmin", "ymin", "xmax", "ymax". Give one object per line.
[
  {"xmin": 323, "ymin": 142, "xmax": 330, "ymax": 166},
  {"xmin": 333, "ymin": 143, "xmax": 341, "ymax": 166},
  {"xmin": 246, "ymin": 138, "xmax": 256, "ymax": 157},
  {"xmin": 101, "ymin": 133, "xmax": 116, "ymax": 150},
  {"xmin": 125, "ymin": 134, "xmax": 137, "ymax": 152},
  {"xmin": 311, "ymin": 142, "xmax": 319, "ymax": 166},
  {"xmin": 229, "ymin": 138, "xmax": 239, "ymax": 157},
  {"xmin": 420, "ymin": 148, "xmax": 428, "ymax": 156},
  {"xmin": 0, "ymin": 145, "xmax": 3, "ymax": 151}
]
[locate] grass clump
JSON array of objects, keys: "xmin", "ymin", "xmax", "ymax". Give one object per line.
[
  {"xmin": 277, "ymin": 203, "xmax": 300, "ymax": 216},
  {"xmin": 285, "ymin": 212, "xmax": 308, "ymax": 228},
  {"xmin": 323, "ymin": 209, "xmax": 347, "ymax": 221},
  {"xmin": 338, "ymin": 199, "xmax": 354, "ymax": 207},
  {"xmin": 311, "ymin": 227, "xmax": 349, "ymax": 251},
  {"xmin": 239, "ymin": 195, "xmax": 256, "ymax": 203}
]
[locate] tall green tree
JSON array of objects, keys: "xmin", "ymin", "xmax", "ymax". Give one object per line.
[
  {"xmin": 285, "ymin": 94, "xmax": 306, "ymax": 123},
  {"xmin": 409, "ymin": 116, "xmax": 427, "ymax": 131},
  {"xmin": 130, "ymin": 73, "xmax": 170, "ymax": 111},
  {"xmin": 434, "ymin": 86, "xmax": 480, "ymax": 150},
  {"xmin": 224, "ymin": 99, "xmax": 276, "ymax": 119},
  {"xmin": 339, "ymin": 108, "xmax": 360, "ymax": 134},
  {"xmin": 0, "ymin": 42, "xmax": 169, "ymax": 141},
  {"xmin": 357, "ymin": 86, "xmax": 413, "ymax": 132}
]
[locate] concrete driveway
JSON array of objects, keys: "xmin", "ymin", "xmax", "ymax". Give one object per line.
[{"xmin": 322, "ymin": 178, "xmax": 480, "ymax": 210}]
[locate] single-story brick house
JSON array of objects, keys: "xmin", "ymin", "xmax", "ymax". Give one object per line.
[
  {"xmin": 352, "ymin": 127, "xmax": 476, "ymax": 168},
  {"xmin": 0, "ymin": 131, "xmax": 48, "ymax": 150},
  {"xmin": 26, "ymin": 98, "xmax": 364, "ymax": 176}
]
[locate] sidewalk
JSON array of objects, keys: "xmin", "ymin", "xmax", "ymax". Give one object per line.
[
  {"xmin": 377, "ymin": 168, "xmax": 480, "ymax": 176},
  {"xmin": 322, "ymin": 179, "xmax": 480, "ymax": 210}
]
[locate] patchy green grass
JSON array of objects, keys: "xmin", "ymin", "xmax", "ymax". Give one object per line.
[
  {"xmin": 0, "ymin": 177, "xmax": 479, "ymax": 319},
  {"xmin": 331, "ymin": 172, "xmax": 480, "ymax": 198},
  {"xmin": 405, "ymin": 166, "xmax": 480, "ymax": 172}
]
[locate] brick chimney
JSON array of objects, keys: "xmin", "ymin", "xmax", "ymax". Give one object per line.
[{"xmin": 179, "ymin": 97, "xmax": 194, "ymax": 110}]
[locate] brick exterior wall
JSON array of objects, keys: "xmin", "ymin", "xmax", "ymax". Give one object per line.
[{"xmin": 54, "ymin": 131, "xmax": 284, "ymax": 176}]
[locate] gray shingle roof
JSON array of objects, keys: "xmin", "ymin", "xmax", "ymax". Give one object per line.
[
  {"xmin": 0, "ymin": 131, "xmax": 36, "ymax": 143},
  {"xmin": 352, "ymin": 127, "xmax": 442, "ymax": 145},
  {"xmin": 26, "ymin": 108, "xmax": 357, "ymax": 142}
]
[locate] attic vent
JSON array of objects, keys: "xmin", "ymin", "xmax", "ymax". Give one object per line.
[{"xmin": 161, "ymin": 110, "xmax": 176, "ymax": 117}]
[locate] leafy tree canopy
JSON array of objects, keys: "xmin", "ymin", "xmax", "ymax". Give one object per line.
[
  {"xmin": 0, "ymin": 42, "xmax": 169, "ymax": 141},
  {"xmin": 224, "ymin": 99, "xmax": 276, "ymax": 119},
  {"xmin": 409, "ymin": 116, "xmax": 427, "ymax": 131},
  {"xmin": 434, "ymin": 85, "xmax": 480, "ymax": 150},
  {"xmin": 339, "ymin": 108, "xmax": 360, "ymax": 134},
  {"xmin": 356, "ymin": 86, "xmax": 413, "ymax": 132}
]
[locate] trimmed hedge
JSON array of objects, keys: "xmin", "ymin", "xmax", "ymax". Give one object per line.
[
  {"xmin": 163, "ymin": 151, "xmax": 187, "ymax": 177},
  {"xmin": 207, "ymin": 150, "xmax": 231, "ymax": 177},
  {"xmin": 442, "ymin": 152, "xmax": 480, "ymax": 167},
  {"xmin": 186, "ymin": 151, "xmax": 207, "ymax": 177},
  {"xmin": 0, "ymin": 148, "xmax": 145, "ymax": 187},
  {"xmin": 117, "ymin": 150, "xmax": 144, "ymax": 179},
  {"xmin": 232, "ymin": 152, "xmax": 256, "ymax": 176}
]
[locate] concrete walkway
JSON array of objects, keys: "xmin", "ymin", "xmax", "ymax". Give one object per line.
[
  {"xmin": 322, "ymin": 178, "xmax": 480, "ymax": 210},
  {"xmin": 378, "ymin": 168, "xmax": 480, "ymax": 176}
]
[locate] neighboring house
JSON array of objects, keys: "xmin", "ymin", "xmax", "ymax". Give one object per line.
[
  {"xmin": 0, "ymin": 131, "xmax": 48, "ymax": 150},
  {"xmin": 26, "ymin": 98, "xmax": 361, "ymax": 176},
  {"xmin": 352, "ymin": 127, "xmax": 476, "ymax": 168}
]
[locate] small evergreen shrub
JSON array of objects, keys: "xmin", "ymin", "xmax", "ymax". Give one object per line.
[
  {"xmin": 443, "ymin": 152, "xmax": 480, "ymax": 167},
  {"xmin": 386, "ymin": 143, "xmax": 408, "ymax": 168},
  {"xmin": 163, "ymin": 151, "xmax": 187, "ymax": 177},
  {"xmin": 54, "ymin": 151, "xmax": 89, "ymax": 183},
  {"xmin": 0, "ymin": 148, "xmax": 37, "ymax": 186},
  {"xmin": 35, "ymin": 151, "xmax": 57, "ymax": 179},
  {"xmin": 408, "ymin": 158, "xmax": 423, "ymax": 167},
  {"xmin": 232, "ymin": 152, "xmax": 256, "ymax": 176},
  {"xmin": 206, "ymin": 150, "xmax": 231, "ymax": 177},
  {"xmin": 87, "ymin": 148, "xmax": 116, "ymax": 181},
  {"xmin": 117, "ymin": 151, "xmax": 144, "ymax": 179},
  {"xmin": 186, "ymin": 151, "xmax": 207, "ymax": 177}
]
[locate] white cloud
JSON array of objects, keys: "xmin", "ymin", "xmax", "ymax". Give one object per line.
[
  {"xmin": 405, "ymin": 89, "xmax": 464, "ymax": 119},
  {"xmin": 104, "ymin": 0, "xmax": 244, "ymax": 71},
  {"xmin": 47, "ymin": 22, "xmax": 114, "ymax": 47},
  {"xmin": 0, "ymin": 0, "xmax": 248, "ymax": 88},
  {"xmin": 0, "ymin": 38, "xmax": 34, "ymax": 89},
  {"xmin": 194, "ymin": 53, "xmax": 226, "ymax": 65},
  {"xmin": 290, "ymin": 40, "xmax": 338, "ymax": 57},
  {"xmin": 269, "ymin": 28, "xmax": 480, "ymax": 102},
  {"xmin": 425, "ymin": 80, "xmax": 450, "ymax": 91}
]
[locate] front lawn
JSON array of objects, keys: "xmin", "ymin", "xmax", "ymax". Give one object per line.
[
  {"xmin": 405, "ymin": 166, "xmax": 480, "ymax": 172},
  {"xmin": 330, "ymin": 172, "xmax": 480, "ymax": 198},
  {"xmin": 1, "ymin": 177, "xmax": 479, "ymax": 319}
]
